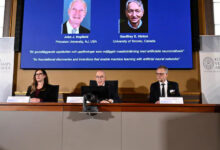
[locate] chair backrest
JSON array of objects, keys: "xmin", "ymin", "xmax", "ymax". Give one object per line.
[
  {"xmin": 89, "ymin": 80, "xmax": 120, "ymax": 102},
  {"xmin": 51, "ymin": 85, "xmax": 59, "ymax": 102},
  {"xmin": 90, "ymin": 80, "xmax": 118, "ymax": 90}
]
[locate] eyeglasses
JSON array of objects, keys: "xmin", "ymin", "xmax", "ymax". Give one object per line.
[
  {"xmin": 35, "ymin": 73, "xmax": 43, "ymax": 76},
  {"xmin": 96, "ymin": 76, "xmax": 104, "ymax": 79},
  {"xmin": 156, "ymin": 73, "xmax": 166, "ymax": 76}
]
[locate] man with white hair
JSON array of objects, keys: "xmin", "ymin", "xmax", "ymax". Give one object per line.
[
  {"xmin": 120, "ymin": 0, "xmax": 147, "ymax": 33},
  {"xmin": 62, "ymin": 0, "xmax": 90, "ymax": 34}
]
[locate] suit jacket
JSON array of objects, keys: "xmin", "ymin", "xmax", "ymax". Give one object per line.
[
  {"xmin": 26, "ymin": 84, "xmax": 59, "ymax": 102},
  {"xmin": 62, "ymin": 21, "xmax": 90, "ymax": 34},
  {"xmin": 90, "ymin": 81, "xmax": 120, "ymax": 103},
  {"xmin": 149, "ymin": 81, "xmax": 180, "ymax": 103}
]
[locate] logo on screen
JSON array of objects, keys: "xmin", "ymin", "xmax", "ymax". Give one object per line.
[
  {"xmin": 0, "ymin": 58, "xmax": 12, "ymax": 72},
  {"xmin": 203, "ymin": 57, "xmax": 214, "ymax": 70}
]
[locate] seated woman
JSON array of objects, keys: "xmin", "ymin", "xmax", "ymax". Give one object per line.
[{"xmin": 26, "ymin": 69, "xmax": 59, "ymax": 103}]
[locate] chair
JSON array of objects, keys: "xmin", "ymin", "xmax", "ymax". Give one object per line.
[{"xmin": 50, "ymin": 85, "xmax": 59, "ymax": 102}]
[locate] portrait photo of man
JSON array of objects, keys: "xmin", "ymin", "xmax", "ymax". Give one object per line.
[
  {"xmin": 62, "ymin": 0, "xmax": 90, "ymax": 34},
  {"xmin": 120, "ymin": 0, "xmax": 148, "ymax": 33}
]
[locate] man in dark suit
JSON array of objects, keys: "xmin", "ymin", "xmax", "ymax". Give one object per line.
[
  {"xmin": 62, "ymin": 0, "xmax": 90, "ymax": 34},
  {"xmin": 93, "ymin": 70, "xmax": 120, "ymax": 103},
  {"xmin": 149, "ymin": 65, "xmax": 180, "ymax": 104}
]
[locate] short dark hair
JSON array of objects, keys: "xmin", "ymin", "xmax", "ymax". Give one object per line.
[{"xmin": 157, "ymin": 65, "xmax": 168, "ymax": 73}]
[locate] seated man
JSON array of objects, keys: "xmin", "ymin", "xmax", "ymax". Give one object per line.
[
  {"xmin": 91, "ymin": 70, "xmax": 120, "ymax": 103},
  {"xmin": 149, "ymin": 65, "xmax": 180, "ymax": 104}
]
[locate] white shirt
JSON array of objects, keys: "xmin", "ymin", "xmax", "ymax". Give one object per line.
[
  {"xmin": 66, "ymin": 21, "xmax": 79, "ymax": 34},
  {"xmin": 159, "ymin": 80, "xmax": 168, "ymax": 97}
]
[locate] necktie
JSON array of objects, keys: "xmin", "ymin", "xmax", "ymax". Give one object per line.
[{"xmin": 161, "ymin": 83, "xmax": 165, "ymax": 97}]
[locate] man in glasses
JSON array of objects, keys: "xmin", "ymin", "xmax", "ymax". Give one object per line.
[
  {"xmin": 149, "ymin": 65, "xmax": 180, "ymax": 104},
  {"xmin": 94, "ymin": 70, "xmax": 120, "ymax": 103}
]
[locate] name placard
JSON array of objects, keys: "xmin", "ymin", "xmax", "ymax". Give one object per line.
[
  {"xmin": 159, "ymin": 97, "xmax": 184, "ymax": 104},
  {"xmin": 7, "ymin": 96, "xmax": 30, "ymax": 103},
  {"xmin": 66, "ymin": 96, "xmax": 84, "ymax": 103}
]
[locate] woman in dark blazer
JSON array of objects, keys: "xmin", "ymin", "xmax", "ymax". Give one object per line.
[{"xmin": 26, "ymin": 69, "xmax": 58, "ymax": 103}]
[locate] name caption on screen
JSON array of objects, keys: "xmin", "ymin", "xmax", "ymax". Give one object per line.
[
  {"xmin": 120, "ymin": 35, "xmax": 148, "ymax": 39},
  {"xmin": 64, "ymin": 35, "xmax": 89, "ymax": 39}
]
